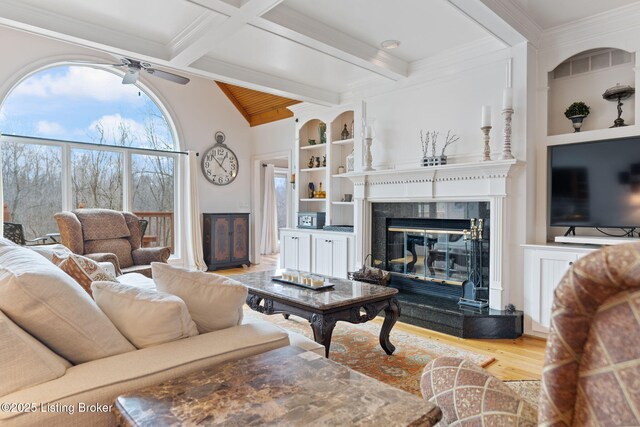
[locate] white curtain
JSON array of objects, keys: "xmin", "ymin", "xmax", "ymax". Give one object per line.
[
  {"xmin": 260, "ymin": 164, "xmax": 279, "ymax": 254},
  {"xmin": 183, "ymin": 151, "xmax": 207, "ymax": 270}
]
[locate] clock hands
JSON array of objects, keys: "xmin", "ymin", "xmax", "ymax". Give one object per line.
[{"xmin": 214, "ymin": 156, "xmax": 228, "ymax": 173}]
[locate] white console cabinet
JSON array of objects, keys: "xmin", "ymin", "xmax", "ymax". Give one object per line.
[
  {"xmin": 281, "ymin": 231, "xmax": 311, "ymax": 272},
  {"xmin": 313, "ymin": 234, "xmax": 348, "ymax": 278},
  {"xmin": 523, "ymin": 244, "xmax": 595, "ymax": 335},
  {"xmin": 281, "ymin": 229, "xmax": 354, "ymax": 279}
]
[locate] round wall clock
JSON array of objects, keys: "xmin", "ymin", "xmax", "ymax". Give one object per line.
[{"xmin": 201, "ymin": 131, "xmax": 239, "ymax": 185}]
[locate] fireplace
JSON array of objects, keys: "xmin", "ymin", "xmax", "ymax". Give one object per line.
[{"xmin": 369, "ymin": 202, "xmax": 522, "ymax": 338}]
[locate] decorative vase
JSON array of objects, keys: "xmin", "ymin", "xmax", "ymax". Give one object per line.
[
  {"xmin": 346, "ymin": 150, "xmax": 355, "ymax": 172},
  {"xmin": 569, "ymin": 115, "xmax": 587, "ymax": 132},
  {"xmin": 319, "ymin": 123, "xmax": 326, "ymax": 144}
]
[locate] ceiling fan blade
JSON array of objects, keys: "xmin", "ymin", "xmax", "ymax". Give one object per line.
[
  {"xmin": 145, "ymin": 68, "xmax": 190, "ymax": 85},
  {"xmin": 122, "ymin": 70, "xmax": 139, "ymax": 84},
  {"xmin": 69, "ymin": 60, "xmax": 124, "ymax": 67}
]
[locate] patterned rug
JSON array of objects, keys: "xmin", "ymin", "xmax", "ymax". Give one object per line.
[
  {"xmin": 504, "ymin": 380, "xmax": 541, "ymax": 409},
  {"xmin": 244, "ymin": 309, "xmax": 495, "ymax": 396}
]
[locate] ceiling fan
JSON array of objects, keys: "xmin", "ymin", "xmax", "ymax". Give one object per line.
[{"xmin": 74, "ymin": 57, "xmax": 190, "ymax": 85}]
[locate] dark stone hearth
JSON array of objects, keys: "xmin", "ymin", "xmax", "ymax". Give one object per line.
[{"xmin": 395, "ymin": 292, "xmax": 523, "ymax": 339}]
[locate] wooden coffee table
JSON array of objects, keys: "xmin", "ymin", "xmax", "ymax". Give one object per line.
[
  {"xmin": 114, "ymin": 346, "xmax": 441, "ymax": 426},
  {"xmin": 234, "ymin": 270, "xmax": 400, "ymax": 357}
]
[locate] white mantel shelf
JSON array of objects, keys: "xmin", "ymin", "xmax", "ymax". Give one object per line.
[{"xmin": 344, "ymin": 159, "xmax": 520, "ymax": 200}]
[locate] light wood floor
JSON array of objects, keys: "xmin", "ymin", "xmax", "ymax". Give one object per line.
[{"xmin": 215, "ymin": 254, "xmax": 545, "ymax": 381}]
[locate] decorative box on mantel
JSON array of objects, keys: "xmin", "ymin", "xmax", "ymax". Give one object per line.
[{"xmin": 345, "ymin": 159, "xmax": 520, "ymax": 312}]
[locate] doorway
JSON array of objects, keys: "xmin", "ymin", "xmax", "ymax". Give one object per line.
[{"xmin": 251, "ymin": 151, "xmax": 292, "ymax": 265}]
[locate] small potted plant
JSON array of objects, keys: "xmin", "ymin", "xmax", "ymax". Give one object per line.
[{"xmin": 564, "ymin": 101, "xmax": 591, "ymax": 132}]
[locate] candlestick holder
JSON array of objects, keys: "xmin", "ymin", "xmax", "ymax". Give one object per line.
[
  {"xmin": 500, "ymin": 108, "xmax": 514, "ymax": 160},
  {"xmin": 363, "ymin": 137, "xmax": 374, "ymax": 171},
  {"xmin": 481, "ymin": 126, "xmax": 492, "ymax": 161}
]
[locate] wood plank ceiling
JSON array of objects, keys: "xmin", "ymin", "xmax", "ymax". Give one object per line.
[{"xmin": 216, "ymin": 82, "xmax": 301, "ymax": 127}]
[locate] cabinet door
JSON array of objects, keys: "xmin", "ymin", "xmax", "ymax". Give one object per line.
[
  {"xmin": 297, "ymin": 233, "xmax": 311, "ymax": 272},
  {"xmin": 330, "ymin": 236, "xmax": 348, "ymax": 278},
  {"xmin": 231, "ymin": 215, "xmax": 249, "ymax": 263},
  {"xmin": 212, "ymin": 216, "xmax": 231, "ymax": 264},
  {"xmin": 527, "ymin": 249, "xmax": 577, "ymax": 333},
  {"xmin": 313, "ymin": 238, "xmax": 333, "ymax": 276},
  {"xmin": 282, "ymin": 234, "xmax": 299, "ymax": 270}
]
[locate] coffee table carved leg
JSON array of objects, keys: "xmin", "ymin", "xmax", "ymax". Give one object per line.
[
  {"xmin": 379, "ymin": 297, "xmax": 400, "ymax": 355},
  {"xmin": 310, "ymin": 314, "xmax": 337, "ymax": 358}
]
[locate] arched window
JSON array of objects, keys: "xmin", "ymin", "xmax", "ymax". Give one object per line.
[{"xmin": 1, "ymin": 65, "xmax": 178, "ymax": 252}]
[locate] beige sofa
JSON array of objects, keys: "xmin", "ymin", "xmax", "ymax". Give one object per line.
[{"xmin": 0, "ymin": 241, "xmax": 323, "ymax": 427}]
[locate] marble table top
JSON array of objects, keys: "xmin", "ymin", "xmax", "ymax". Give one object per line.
[
  {"xmin": 232, "ymin": 270, "xmax": 398, "ymax": 310},
  {"xmin": 114, "ymin": 346, "xmax": 441, "ymax": 426}
]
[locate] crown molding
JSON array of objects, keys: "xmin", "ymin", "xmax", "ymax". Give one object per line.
[{"xmin": 540, "ymin": 2, "xmax": 640, "ymax": 59}]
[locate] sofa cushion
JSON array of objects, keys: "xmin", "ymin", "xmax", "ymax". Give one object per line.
[
  {"xmin": 85, "ymin": 238, "xmax": 134, "ymax": 268},
  {"xmin": 0, "ymin": 309, "xmax": 71, "ymax": 396},
  {"xmin": 0, "ymin": 245, "xmax": 136, "ymax": 364},
  {"xmin": 0, "ymin": 322, "xmax": 289, "ymax": 426},
  {"xmin": 152, "ymin": 263, "xmax": 248, "ymax": 333},
  {"xmin": 74, "ymin": 209, "xmax": 130, "ymax": 241},
  {"xmin": 92, "ymin": 281, "xmax": 198, "ymax": 349},
  {"xmin": 28, "ymin": 244, "xmax": 73, "ymax": 262},
  {"xmin": 52, "ymin": 253, "xmax": 117, "ymax": 296}
]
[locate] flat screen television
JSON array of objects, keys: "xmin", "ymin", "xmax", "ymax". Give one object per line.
[{"xmin": 548, "ymin": 136, "xmax": 640, "ymax": 229}]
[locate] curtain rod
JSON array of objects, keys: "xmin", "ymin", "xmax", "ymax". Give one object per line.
[{"xmin": 1, "ymin": 133, "xmax": 199, "ymax": 156}]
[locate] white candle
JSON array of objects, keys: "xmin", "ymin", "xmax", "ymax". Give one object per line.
[
  {"xmin": 365, "ymin": 125, "xmax": 372, "ymax": 138},
  {"xmin": 502, "ymin": 87, "xmax": 513, "ymax": 110},
  {"xmin": 506, "ymin": 58, "xmax": 512, "ymax": 88},
  {"xmin": 481, "ymin": 106, "xmax": 491, "ymax": 127}
]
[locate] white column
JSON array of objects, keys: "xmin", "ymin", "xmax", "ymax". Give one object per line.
[{"xmin": 489, "ymin": 196, "xmax": 506, "ymax": 310}]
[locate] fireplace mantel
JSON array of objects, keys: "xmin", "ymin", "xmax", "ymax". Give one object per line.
[
  {"xmin": 344, "ymin": 159, "xmax": 518, "ymax": 200},
  {"xmin": 346, "ymin": 158, "xmax": 521, "ymax": 310}
]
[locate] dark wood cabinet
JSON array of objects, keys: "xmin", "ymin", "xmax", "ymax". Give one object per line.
[{"xmin": 203, "ymin": 213, "xmax": 250, "ymax": 270}]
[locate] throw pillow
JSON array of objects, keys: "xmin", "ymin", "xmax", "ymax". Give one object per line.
[
  {"xmin": 91, "ymin": 281, "xmax": 198, "ymax": 349},
  {"xmin": 152, "ymin": 262, "xmax": 248, "ymax": 333},
  {"xmin": 52, "ymin": 253, "xmax": 117, "ymax": 296},
  {"xmin": 0, "ymin": 245, "xmax": 135, "ymax": 364},
  {"xmin": 0, "ymin": 309, "xmax": 70, "ymax": 396}
]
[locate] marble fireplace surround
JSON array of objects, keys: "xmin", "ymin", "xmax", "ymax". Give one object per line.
[{"xmin": 346, "ymin": 159, "xmax": 518, "ymax": 310}]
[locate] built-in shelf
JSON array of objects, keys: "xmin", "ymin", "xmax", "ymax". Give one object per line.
[
  {"xmin": 332, "ymin": 201, "xmax": 354, "ymax": 205},
  {"xmin": 332, "ymin": 138, "xmax": 354, "ymax": 145},
  {"xmin": 545, "ymin": 125, "xmax": 640, "ymax": 145},
  {"xmin": 300, "ymin": 167, "xmax": 326, "ymax": 172},
  {"xmin": 299, "ymin": 144, "xmax": 327, "ymax": 151},
  {"xmin": 332, "ymin": 174, "xmax": 350, "ymax": 178},
  {"xmin": 299, "ymin": 198, "xmax": 326, "ymax": 202}
]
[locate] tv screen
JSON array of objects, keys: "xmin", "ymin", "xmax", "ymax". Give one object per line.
[{"xmin": 548, "ymin": 137, "xmax": 640, "ymax": 228}]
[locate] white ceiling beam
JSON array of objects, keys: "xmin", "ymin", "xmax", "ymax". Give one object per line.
[
  {"xmin": 252, "ymin": 6, "xmax": 408, "ymax": 81},
  {"xmin": 191, "ymin": 56, "xmax": 339, "ymax": 106},
  {"xmin": 0, "ymin": 0, "xmax": 339, "ymax": 106},
  {"xmin": 447, "ymin": 0, "xmax": 541, "ymax": 47},
  {"xmin": 171, "ymin": 0, "xmax": 284, "ymax": 67}
]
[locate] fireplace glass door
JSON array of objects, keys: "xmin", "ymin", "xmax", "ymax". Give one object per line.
[{"xmin": 386, "ymin": 227, "xmax": 470, "ymax": 284}]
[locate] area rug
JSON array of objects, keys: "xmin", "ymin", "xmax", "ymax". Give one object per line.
[
  {"xmin": 504, "ymin": 380, "xmax": 541, "ymax": 409},
  {"xmin": 244, "ymin": 309, "xmax": 495, "ymax": 396}
]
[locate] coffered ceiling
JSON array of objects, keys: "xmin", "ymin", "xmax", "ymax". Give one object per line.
[{"xmin": 0, "ymin": 0, "xmax": 635, "ymax": 106}]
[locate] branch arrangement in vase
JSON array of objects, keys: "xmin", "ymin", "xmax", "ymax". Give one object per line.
[{"xmin": 420, "ymin": 129, "xmax": 459, "ymax": 166}]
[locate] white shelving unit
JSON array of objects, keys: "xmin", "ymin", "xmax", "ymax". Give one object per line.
[{"xmin": 295, "ymin": 111, "xmax": 355, "ymax": 227}]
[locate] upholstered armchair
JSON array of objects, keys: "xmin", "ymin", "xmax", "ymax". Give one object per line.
[
  {"xmin": 421, "ymin": 242, "xmax": 640, "ymax": 426},
  {"xmin": 54, "ymin": 209, "xmax": 170, "ymax": 277}
]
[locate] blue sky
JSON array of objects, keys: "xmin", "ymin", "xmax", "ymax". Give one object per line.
[{"xmin": 0, "ymin": 65, "xmax": 173, "ymax": 149}]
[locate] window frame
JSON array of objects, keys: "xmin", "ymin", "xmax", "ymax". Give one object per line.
[{"xmin": 1, "ymin": 134, "xmax": 180, "ymax": 256}]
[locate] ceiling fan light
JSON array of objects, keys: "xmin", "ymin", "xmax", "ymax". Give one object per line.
[{"xmin": 380, "ymin": 39, "xmax": 401, "ymax": 49}]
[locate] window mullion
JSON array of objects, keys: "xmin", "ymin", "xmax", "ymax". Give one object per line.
[
  {"xmin": 62, "ymin": 143, "xmax": 72, "ymax": 210},
  {"xmin": 123, "ymin": 150, "xmax": 132, "ymax": 212}
]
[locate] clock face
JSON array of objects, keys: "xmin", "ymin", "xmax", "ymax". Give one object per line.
[{"xmin": 201, "ymin": 143, "xmax": 239, "ymax": 185}]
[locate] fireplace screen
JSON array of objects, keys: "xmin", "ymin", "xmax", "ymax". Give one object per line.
[{"xmin": 386, "ymin": 225, "xmax": 478, "ymax": 285}]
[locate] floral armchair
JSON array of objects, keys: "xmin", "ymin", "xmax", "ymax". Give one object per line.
[
  {"xmin": 421, "ymin": 242, "xmax": 640, "ymax": 426},
  {"xmin": 54, "ymin": 209, "xmax": 170, "ymax": 277}
]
